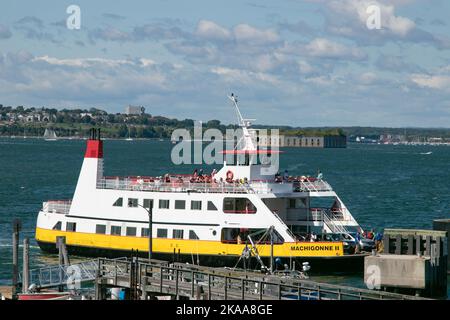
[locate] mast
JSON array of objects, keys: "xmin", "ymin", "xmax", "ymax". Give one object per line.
[{"xmin": 227, "ymin": 93, "xmax": 257, "ymax": 151}]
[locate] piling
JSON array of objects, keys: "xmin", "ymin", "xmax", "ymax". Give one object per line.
[
  {"xmin": 56, "ymin": 236, "xmax": 70, "ymax": 266},
  {"xmin": 22, "ymin": 238, "xmax": 30, "ymax": 293},
  {"xmin": 11, "ymin": 219, "xmax": 21, "ymax": 299},
  {"xmin": 433, "ymin": 219, "xmax": 450, "ymax": 273}
]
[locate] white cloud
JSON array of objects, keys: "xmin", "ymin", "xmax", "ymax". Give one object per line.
[
  {"xmin": 33, "ymin": 56, "xmax": 136, "ymax": 68},
  {"xmin": 411, "ymin": 74, "xmax": 450, "ymax": 91},
  {"xmin": 196, "ymin": 20, "xmax": 231, "ymax": 41},
  {"xmin": 305, "ymin": 38, "xmax": 367, "ymax": 60},
  {"xmin": 211, "ymin": 66, "xmax": 281, "ymax": 86},
  {"xmin": 233, "ymin": 24, "xmax": 280, "ymax": 45}
]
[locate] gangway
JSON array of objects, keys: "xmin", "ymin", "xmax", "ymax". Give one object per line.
[{"xmin": 20, "ymin": 259, "xmax": 99, "ymax": 289}]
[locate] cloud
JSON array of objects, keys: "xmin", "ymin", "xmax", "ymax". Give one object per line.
[
  {"xmin": 375, "ymin": 55, "xmax": 424, "ymax": 73},
  {"xmin": 102, "ymin": 13, "xmax": 126, "ymax": 20},
  {"xmin": 277, "ymin": 20, "xmax": 317, "ymax": 36},
  {"xmin": 304, "ymin": 38, "xmax": 367, "ymax": 60},
  {"xmin": 15, "ymin": 16, "xmax": 44, "ymax": 29},
  {"xmin": 233, "ymin": 24, "xmax": 280, "ymax": 45},
  {"xmin": 14, "ymin": 16, "xmax": 60, "ymax": 43},
  {"xmin": 89, "ymin": 27, "xmax": 133, "ymax": 42},
  {"xmin": 430, "ymin": 19, "xmax": 446, "ymax": 27},
  {"xmin": 196, "ymin": 20, "xmax": 231, "ymax": 41},
  {"xmin": 310, "ymin": 0, "xmax": 448, "ymax": 48},
  {"xmin": 411, "ymin": 73, "xmax": 450, "ymax": 91},
  {"xmin": 0, "ymin": 24, "xmax": 12, "ymax": 39}
]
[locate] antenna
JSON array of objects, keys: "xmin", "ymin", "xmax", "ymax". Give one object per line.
[
  {"xmin": 227, "ymin": 93, "xmax": 255, "ymax": 128},
  {"xmin": 228, "ymin": 93, "xmax": 244, "ymax": 127},
  {"xmin": 226, "ymin": 93, "xmax": 257, "ymax": 151}
]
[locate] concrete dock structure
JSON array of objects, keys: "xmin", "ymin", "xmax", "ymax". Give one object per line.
[{"xmin": 365, "ymin": 229, "xmax": 447, "ymax": 297}]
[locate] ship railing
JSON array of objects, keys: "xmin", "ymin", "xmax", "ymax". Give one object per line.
[
  {"xmin": 96, "ymin": 177, "xmax": 253, "ymax": 194},
  {"xmin": 310, "ymin": 208, "xmax": 346, "ymax": 221},
  {"xmin": 320, "ymin": 209, "xmax": 350, "ymax": 234},
  {"xmin": 296, "ymin": 180, "xmax": 333, "ymax": 192},
  {"xmin": 42, "ymin": 200, "xmax": 72, "ymax": 214}
]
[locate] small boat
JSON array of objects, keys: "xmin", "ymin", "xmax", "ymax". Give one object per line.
[
  {"xmin": 44, "ymin": 128, "xmax": 58, "ymax": 141},
  {"xmin": 420, "ymin": 151, "xmax": 432, "ymax": 155},
  {"xmin": 17, "ymin": 291, "xmax": 71, "ymax": 300}
]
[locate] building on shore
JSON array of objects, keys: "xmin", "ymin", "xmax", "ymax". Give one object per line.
[
  {"xmin": 256, "ymin": 134, "xmax": 347, "ymax": 148},
  {"xmin": 125, "ymin": 105, "xmax": 145, "ymax": 115}
]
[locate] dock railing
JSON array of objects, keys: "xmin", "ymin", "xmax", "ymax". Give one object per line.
[{"xmin": 96, "ymin": 258, "xmax": 429, "ymax": 300}]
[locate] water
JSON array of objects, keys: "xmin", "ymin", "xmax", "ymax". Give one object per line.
[{"xmin": 1, "ymin": 138, "xmax": 449, "ymax": 295}]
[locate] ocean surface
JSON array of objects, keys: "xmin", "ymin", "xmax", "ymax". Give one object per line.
[{"xmin": 1, "ymin": 138, "xmax": 449, "ymax": 296}]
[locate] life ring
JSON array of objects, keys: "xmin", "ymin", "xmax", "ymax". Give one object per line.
[{"xmin": 226, "ymin": 170, "xmax": 234, "ymax": 181}]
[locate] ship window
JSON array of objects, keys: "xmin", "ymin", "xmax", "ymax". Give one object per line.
[
  {"xmin": 96, "ymin": 224, "xmax": 106, "ymax": 234},
  {"xmin": 159, "ymin": 199, "xmax": 170, "ymax": 209},
  {"xmin": 66, "ymin": 222, "xmax": 76, "ymax": 232},
  {"xmin": 288, "ymin": 198, "xmax": 307, "ymax": 209},
  {"xmin": 175, "ymin": 200, "xmax": 186, "ymax": 209},
  {"xmin": 111, "ymin": 226, "xmax": 121, "ymax": 236},
  {"xmin": 207, "ymin": 201, "xmax": 217, "ymax": 211},
  {"xmin": 173, "ymin": 229, "xmax": 184, "ymax": 239},
  {"xmin": 157, "ymin": 229, "xmax": 168, "ymax": 238},
  {"xmin": 189, "ymin": 230, "xmax": 199, "ymax": 240},
  {"xmin": 113, "ymin": 197, "xmax": 123, "ymax": 207},
  {"xmin": 191, "ymin": 201, "xmax": 202, "ymax": 210},
  {"xmin": 141, "ymin": 228, "xmax": 149, "ymax": 237},
  {"xmin": 223, "ymin": 198, "xmax": 257, "ymax": 214},
  {"xmin": 52, "ymin": 221, "xmax": 62, "ymax": 230},
  {"xmin": 143, "ymin": 199, "xmax": 153, "ymax": 210},
  {"xmin": 128, "ymin": 198, "xmax": 138, "ymax": 207},
  {"xmin": 221, "ymin": 228, "xmax": 283, "ymax": 244},
  {"xmin": 126, "ymin": 227, "xmax": 137, "ymax": 236}
]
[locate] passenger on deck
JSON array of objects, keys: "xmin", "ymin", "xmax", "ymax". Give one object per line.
[
  {"xmin": 283, "ymin": 170, "xmax": 289, "ymax": 181},
  {"xmin": 275, "ymin": 172, "xmax": 282, "ymax": 183},
  {"xmin": 193, "ymin": 169, "xmax": 198, "ymax": 178},
  {"xmin": 354, "ymin": 232, "xmax": 361, "ymax": 254},
  {"xmin": 317, "ymin": 170, "xmax": 323, "ymax": 180}
]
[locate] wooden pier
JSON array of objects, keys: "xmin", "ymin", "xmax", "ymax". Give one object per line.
[{"xmin": 93, "ymin": 258, "xmax": 428, "ymax": 300}]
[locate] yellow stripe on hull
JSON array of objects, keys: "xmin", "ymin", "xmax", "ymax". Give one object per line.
[{"xmin": 36, "ymin": 227, "xmax": 343, "ymax": 257}]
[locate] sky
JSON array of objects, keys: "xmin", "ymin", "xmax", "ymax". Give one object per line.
[{"xmin": 1, "ymin": 0, "xmax": 450, "ymax": 127}]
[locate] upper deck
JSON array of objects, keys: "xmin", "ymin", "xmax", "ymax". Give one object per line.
[{"xmin": 95, "ymin": 174, "xmax": 333, "ymax": 195}]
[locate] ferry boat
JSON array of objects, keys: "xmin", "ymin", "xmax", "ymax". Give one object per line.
[{"xmin": 35, "ymin": 95, "xmax": 367, "ymax": 271}]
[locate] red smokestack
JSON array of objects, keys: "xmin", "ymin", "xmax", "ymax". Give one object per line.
[{"xmin": 84, "ymin": 128, "xmax": 103, "ymax": 158}]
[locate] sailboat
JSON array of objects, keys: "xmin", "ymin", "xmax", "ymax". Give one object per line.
[
  {"xmin": 44, "ymin": 128, "xmax": 58, "ymax": 141},
  {"xmin": 125, "ymin": 126, "xmax": 133, "ymax": 141}
]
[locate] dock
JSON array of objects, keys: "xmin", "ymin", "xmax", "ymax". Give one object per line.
[{"xmin": 20, "ymin": 257, "xmax": 429, "ymax": 300}]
